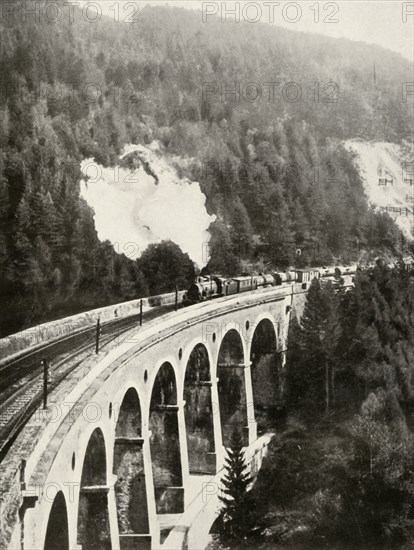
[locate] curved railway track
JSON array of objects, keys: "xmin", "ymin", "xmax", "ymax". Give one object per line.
[
  {"xmin": 0, "ymin": 304, "xmax": 176, "ymax": 462},
  {"xmin": 0, "ymin": 274, "xmax": 356, "ymax": 462}
]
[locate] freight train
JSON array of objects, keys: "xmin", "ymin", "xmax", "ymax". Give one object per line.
[{"xmin": 183, "ymin": 264, "xmax": 358, "ymax": 305}]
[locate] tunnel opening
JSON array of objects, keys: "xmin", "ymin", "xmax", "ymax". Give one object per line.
[
  {"xmin": 44, "ymin": 491, "xmax": 69, "ymax": 550},
  {"xmin": 184, "ymin": 344, "xmax": 216, "ymax": 474},
  {"xmin": 250, "ymin": 319, "xmax": 283, "ymax": 433},
  {"xmin": 217, "ymin": 330, "xmax": 249, "ymax": 447},
  {"xmin": 77, "ymin": 428, "xmax": 111, "ymax": 550},
  {"xmin": 149, "ymin": 363, "xmax": 184, "ymax": 514},
  {"xmin": 114, "ymin": 388, "xmax": 151, "ymax": 550}
]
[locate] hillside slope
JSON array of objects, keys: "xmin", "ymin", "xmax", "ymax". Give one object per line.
[
  {"xmin": 345, "ymin": 141, "xmax": 414, "ymax": 240},
  {"xmin": 0, "ymin": 1, "xmax": 412, "ymax": 334}
]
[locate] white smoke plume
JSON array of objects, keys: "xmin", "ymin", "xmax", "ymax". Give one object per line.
[{"xmin": 80, "ymin": 142, "xmax": 216, "ymax": 267}]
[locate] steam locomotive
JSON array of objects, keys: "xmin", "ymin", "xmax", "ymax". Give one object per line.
[{"xmin": 183, "ymin": 265, "xmax": 358, "ymax": 306}]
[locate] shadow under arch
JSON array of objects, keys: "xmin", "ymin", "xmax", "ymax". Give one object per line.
[
  {"xmin": 149, "ymin": 362, "xmax": 184, "ymax": 514},
  {"xmin": 184, "ymin": 344, "xmax": 216, "ymax": 474},
  {"xmin": 44, "ymin": 491, "xmax": 69, "ymax": 550},
  {"xmin": 217, "ymin": 329, "xmax": 249, "ymax": 446},
  {"xmin": 77, "ymin": 428, "xmax": 111, "ymax": 550},
  {"xmin": 250, "ymin": 318, "xmax": 282, "ymax": 432},
  {"xmin": 113, "ymin": 388, "xmax": 151, "ymax": 549}
]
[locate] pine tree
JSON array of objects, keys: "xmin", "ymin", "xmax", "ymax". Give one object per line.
[
  {"xmin": 330, "ymin": 391, "xmax": 414, "ymax": 546},
  {"xmin": 230, "ymin": 198, "xmax": 253, "ymax": 257},
  {"xmin": 295, "ymin": 279, "xmax": 340, "ymax": 413},
  {"xmin": 207, "ymin": 221, "xmax": 241, "ymax": 276},
  {"xmin": 267, "ymin": 208, "xmax": 295, "ymax": 268},
  {"xmin": 292, "ymin": 198, "xmax": 309, "ymax": 247},
  {"xmin": 218, "ymin": 429, "xmax": 256, "ymax": 539}
]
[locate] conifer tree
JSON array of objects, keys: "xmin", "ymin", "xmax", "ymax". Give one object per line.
[
  {"xmin": 330, "ymin": 391, "xmax": 414, "ymax": 545},
  {"xmin": 294, "ymin": 278, "xmax": 339, "ymax": 413},
  {"xmin": 218, "ymin": 429, "xmax": 256, "ymax": 539},
  {"xmin": 230, "ymin": 198, "xmax": 253, "ymax": 256},
  {"xmin": 267, "ymin": 208, "xmax": 295, "ymax": 268},
  {"xmin": 207, "ymin": 221, "xmax": 241, "ymax": 276}
]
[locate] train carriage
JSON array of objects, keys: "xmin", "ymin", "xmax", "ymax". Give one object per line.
[
  {"xmin": 295, "ymin": 268, "xmax": 320, "ymax": 289},
  {"xmin": 217, "ymin": 277, "xmax": 239, "ymax": 296},
  {"xmin": 232, "ymin": 276, "xmax": 256, "ymax": 294},
  {"xmin": 274, "ymin": 271, "xmax": 297, "ymax": 285},
  {"xmin": 255, "ymin": 274, "xmax": 275, "ymax": 287}
]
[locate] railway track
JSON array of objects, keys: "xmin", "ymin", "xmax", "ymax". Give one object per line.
[
  {"xmin": 0, "ymin": 275, "xmax": 354, "ymax": 462},
  {"xmin": 0, "ymin": 304, "xmax": 176, "ymax": 462}
]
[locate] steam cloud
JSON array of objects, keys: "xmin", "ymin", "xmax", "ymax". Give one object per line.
[{"xmin": 80, "ymin": 143, "xmax": 216, "ymax": 267}]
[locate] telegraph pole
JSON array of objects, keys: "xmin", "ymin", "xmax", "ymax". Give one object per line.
[
  {"xmin": 95, "ymin": 318, "xmax": 101, "ymax": 354},
  {"xmin": 42, "ymin": 359, "xmax": 48, "ymax": 409}
]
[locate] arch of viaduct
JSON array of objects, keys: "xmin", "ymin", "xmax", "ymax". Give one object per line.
[{"xmin": 5, "ymin": 287, "xmax": 296, "ymax": 550}]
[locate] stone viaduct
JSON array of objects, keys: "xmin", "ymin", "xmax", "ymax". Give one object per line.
[{"xmin": 1, "ymin": 284, "xmax": 308, "ymax": 550}]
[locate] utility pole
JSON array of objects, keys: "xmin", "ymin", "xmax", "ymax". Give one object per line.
[
  {"xmin": 139, "ymin": 300, "xmax": 143, "ymax": 327},
  {"xmin": 42, "ymin": 359, "xmax": 48, "ymax": 409},
  {"xmin": 95, "ymin": 318, "xmax": 101, "ymax": 354},
  {"xmin": 20, "ymin": 459, "xmax": 26, "ymax": 489},
  {"xmin": 175, "ymin": 285, "xmax": 179, "ymax": 311}
]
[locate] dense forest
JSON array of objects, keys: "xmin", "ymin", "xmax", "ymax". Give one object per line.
[
  {"xmin": 214, "ymin": 261, "xmax": 414, "ymax": 549},
  {"xmin": 0, "ymin": 1, "xmax": 413, "ymax": 335}
]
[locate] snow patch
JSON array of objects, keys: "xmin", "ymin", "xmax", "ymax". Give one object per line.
[
  {"xmin": 80, "ymin": 143, "xmax": 216, "ymax": 267},
  {"xmin": 345, "ymin": 141, "xmax": 414, "ymax": 240}
]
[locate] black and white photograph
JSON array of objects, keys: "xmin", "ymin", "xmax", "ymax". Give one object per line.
[{"xmin": 0, "ymin": 1, "xmax": 413, "ymax": 549}]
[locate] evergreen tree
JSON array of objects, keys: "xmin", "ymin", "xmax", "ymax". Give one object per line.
[
  {"xmin": 267, "ymin": 208, "xmax": 295, "ymax": 268},
  {"xmin": 229, "ymin": 198, "xmax": 253, "ymax": 257},
  {"xmin": 207, "ymin": 220, "xmax": 241, "ymax": 276},
  {"xmin": 288, "ymin": 278, "xmax": 339, "ymax": 413},
  {"xmin": 218, "ymin": 429, "xmax": 256, "ymax": 540},
  {"xmin": 291, "ymin": 198, "xmax": 309, "ymax": 247},
  {"xmin": 327, "ymin": 392, "xmax": 414, "ymax": 546}
]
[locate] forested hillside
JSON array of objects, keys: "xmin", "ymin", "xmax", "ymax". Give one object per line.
[
  {"xmin": 0, "ymin": 1, "xmax": 413, "ymax": 334},
  {"xmin": 242, "ymin": 261, "xmax": 414, "ymax": 549}
]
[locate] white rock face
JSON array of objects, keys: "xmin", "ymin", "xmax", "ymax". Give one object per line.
[
  {"xmin": 345, "ymin": 141, "xmax": 414, "ymax": 240},
  {"xmin": 80, "ymin": 142, "xmax": 216, "ymax": 266}
]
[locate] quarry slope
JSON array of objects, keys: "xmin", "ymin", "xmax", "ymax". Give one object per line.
[{"xmin": 345, "ymin": 141, "xmax": 413, "ymax": 239}]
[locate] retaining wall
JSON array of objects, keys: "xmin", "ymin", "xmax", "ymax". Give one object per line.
[{"xmin": 0, "ymin": 291, "xmax": 186, "ymax": 362}]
